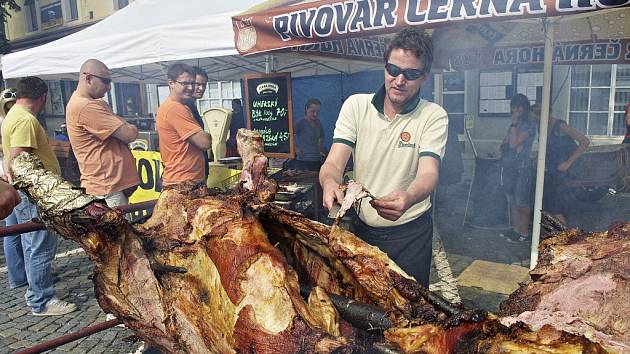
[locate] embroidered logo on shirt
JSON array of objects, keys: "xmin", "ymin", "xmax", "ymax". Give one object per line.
[{"xmin": 398, "ymin": 131, "xmax": 416, "ymax": 148}]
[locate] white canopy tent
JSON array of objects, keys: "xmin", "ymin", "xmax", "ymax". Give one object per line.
[{"xmin": 0, "ymin": 0, "xmax": 382, "ymax": 83}]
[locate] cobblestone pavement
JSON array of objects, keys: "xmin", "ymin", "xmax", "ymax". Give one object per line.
[{"xmin": 0, "ymin": 238, "xmax": 142, "ymax": 354}]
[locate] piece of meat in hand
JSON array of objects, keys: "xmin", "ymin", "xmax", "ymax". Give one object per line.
[{"xmin": 335, "ymin": 180, "xmax": 375, "ymax": 223}]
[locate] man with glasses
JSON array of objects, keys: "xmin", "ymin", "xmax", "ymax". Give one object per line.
[
  {"xmin": 185, "ymin": 66, "xmax": 211, "ymax": 181},
  {"xmin": 156, "ymin": 63, "xmax": 211, "ymax": 186},
  {"xmin": 319, "ymin": 28, "xmax": 448, "ymax": 287},
  {"xmin": 66, "ymin": 59, "xmax": 139, "ymax": 207},
  {"xmin": 1, "ymin": 77, "xmax": 77, "ymax": 316}
]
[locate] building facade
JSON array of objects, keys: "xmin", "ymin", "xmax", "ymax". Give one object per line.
[
  {"xmin": 5, "ymin": 0, "xmax": 130, "ymax": 50},
  {"xmin": 3, "ymin": 0, "xmax": 133, "ymax": 134}
]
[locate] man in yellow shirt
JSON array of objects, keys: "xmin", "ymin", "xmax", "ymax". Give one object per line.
[
  {"xmin": 320, "ymin": 29, "xmax": 447, "ymax": 287},
  {"xmin": 1, "ymin": 77, "xmax": 77, "ymax": 316}
]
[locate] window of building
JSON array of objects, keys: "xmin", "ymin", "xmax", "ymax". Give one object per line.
[
  {"xmin": 25, "ymin": 2, "xmax": 39, "ymax": 32},
  {"xmin": 65, "ymin": 0, "xmax": 78, "ymax": 21},
  {"xmin": 113, "ymin": 83, "xmax": 141, "ymax": 117},
  {"xmin": 40, "ymin": 1, "xmax": 63, "ymax": 30},
  {"xmin": 569, "ymin": 64, "xmax": 629, "ymax": 137},
  {"xmin": 442, "ymin": 72, "xmax": 466, "ymax": 136},
  {"xmin": 613, "ymin": 65, "xmax": 630, "ymax": 136},
  {"xmin": 116, "ymin": 0, "xmax": 130, "ymax": 9},
  {"xmin": 197, "ymin": 81, "xmax": 242, "ymax": 114}
]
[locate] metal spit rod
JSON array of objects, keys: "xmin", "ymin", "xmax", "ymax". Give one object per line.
[
  {"xmin": 13, "ymin": 318, "xmax": 123, "ymax": 354},
  {"xmin": 0, "ymin": 200, "xmax": 157, "ymax": 238}
]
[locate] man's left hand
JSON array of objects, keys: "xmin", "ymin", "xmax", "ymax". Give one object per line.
[{"xmin": 369, "ymin": 191, "xmax": 411, "ymax": 221}]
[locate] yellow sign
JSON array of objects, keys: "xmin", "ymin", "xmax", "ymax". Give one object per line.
[{"xmin": 129, "ymin": 150, "xmax": 163, "ymax": 221}]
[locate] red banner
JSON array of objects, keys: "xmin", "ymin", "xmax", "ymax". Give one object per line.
[{"xmin": 233, "ymin": 0, "xmax": 630, "ymax": 55}]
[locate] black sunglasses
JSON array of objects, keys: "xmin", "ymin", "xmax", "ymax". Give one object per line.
[
  {"xmin": 2, "ymin": 91, "xmax": 16, "ymax": 99},
  {"xmin": 385, "ymin": 63, "xmax": 425, "ymax": 80},
  {"xmin": 83, "ymin": 72, "xmax": 112, "ymax": 85}
]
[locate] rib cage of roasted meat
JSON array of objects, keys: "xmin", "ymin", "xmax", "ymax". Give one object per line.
[
  {"xmin": 8, "ymin": 129, "xmax": 619, "ymax": 353},
  {"xmin": 500, "ymin": 220, "xmax": 630, "ymax": 353}
]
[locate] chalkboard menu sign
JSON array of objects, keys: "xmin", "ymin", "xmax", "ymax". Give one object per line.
[{"xmin": 244, "ymin": 72, "xmax": 294, "ymax": 158}]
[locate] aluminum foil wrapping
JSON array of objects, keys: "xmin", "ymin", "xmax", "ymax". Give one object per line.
[{"xmin": 10, "ymin": 152, "xmax": 96, "ymax": 217}]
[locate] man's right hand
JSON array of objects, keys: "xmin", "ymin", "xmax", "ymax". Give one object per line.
[
  {"xmin": 322, "ymin": 180, "xmax": 344, "ymax": 211},
  {"xmin": 318, "ymin": 142, "xmax": 352, "ymax": 211}
]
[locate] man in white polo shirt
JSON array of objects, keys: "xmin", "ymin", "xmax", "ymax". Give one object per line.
[{"xmin": 319, "ymin": 28, "xmax": 448, "ymax": 287}]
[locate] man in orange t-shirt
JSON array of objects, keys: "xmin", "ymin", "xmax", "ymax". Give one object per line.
[
  {"xmin": 156, "ymin": 63, "xmax": 212, "ymax": 185},
  {"xmin": 66, "ymin": 59, "xmax": 139, "ymax": 207}
]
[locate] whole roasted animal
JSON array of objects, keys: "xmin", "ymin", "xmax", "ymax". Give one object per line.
[
  {"xmin": 500, "ymin": 218, "xmax": 630, "ymax": 353},
  {"xmin": 9, "ymin": 130, "xmax": 610, "ymax": 353}
]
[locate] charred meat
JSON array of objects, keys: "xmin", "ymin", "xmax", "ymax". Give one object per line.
[{"xmin": 8, "ymin": 130, "xmax": 616, "ymax": 354}]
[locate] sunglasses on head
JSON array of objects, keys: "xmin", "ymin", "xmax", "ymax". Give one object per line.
[
  {"xmin": 83, "ymin": 72, "xmax": 112, "ymax": 85},
  {"xmin": 385, "ymin": 63, "xmax": 425, "ymax": 80},
  {"xmin": 2, "ymin": 91, "xmax": 16, "ymax": 99}
]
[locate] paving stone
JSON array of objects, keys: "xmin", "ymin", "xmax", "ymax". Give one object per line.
[
  {"xmin": 8, "ymin": 340, "xmax": 31, "ymax": 350},
  {"xmin": 25, "ymin": 331, "xmax": 49, "ymax": 342}
]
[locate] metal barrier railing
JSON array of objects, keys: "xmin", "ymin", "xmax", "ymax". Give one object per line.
[
  {"xmin": 13, "ymin": 319, "xmax": 124, "ymax": 354},
  {"xmin": 0, "ymin": 200, "xmax": 157, "ymax": 238}
]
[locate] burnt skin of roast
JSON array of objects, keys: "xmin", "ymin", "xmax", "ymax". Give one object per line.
[
  {"xmin": 9, "ymin": 128, "xmax": 613, "ymax": 354},
  {"xmin": 11, "ymin": 152, "xmax": 351, "ymax": 353}
]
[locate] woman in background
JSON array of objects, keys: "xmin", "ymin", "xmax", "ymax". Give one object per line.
[
  {"xmin": 294, "ymin": 98, "xmax": 325, "ymax": 171},
  {"xmin": 499, "ymin": 94, "xmax": 537, "ymax": 243},
  {"xmin": 531, "ymin": 103, "xmax": 590, "ymax": 226}
]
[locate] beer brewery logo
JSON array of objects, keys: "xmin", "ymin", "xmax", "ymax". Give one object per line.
[
  {"xmin": 398, "ymin": 132, "xmax": 415, "ymax": 148},
  {"xmin": 129, "ymin": 139, "xmax": 149, "ymax": 151},
  {"xmin": 235, "ymin": 18, "xmax": 257, "ymax": 53},
  {"xmin": 256, "ymin": 82, "xmax": 279, "ymax": 95}
]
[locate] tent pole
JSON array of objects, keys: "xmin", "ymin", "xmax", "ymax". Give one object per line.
[
  {"xmin": 434, "ymin": 72, "xmax": 443, "ymax": 106},
  {"xmin": 265, "ymin": 55, "xmax": 275, "ymax": 74},
  {"xmin": 530, "ymin": 19, "xmax": 555, "ymax": 269}
]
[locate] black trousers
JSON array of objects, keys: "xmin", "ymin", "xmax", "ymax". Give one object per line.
[{"xmin": 350, "ymin": 211, "xmax": 433, "ymax": 287}]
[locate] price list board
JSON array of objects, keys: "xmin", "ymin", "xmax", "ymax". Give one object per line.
[{"xmin": 244, "ymin": 72, "xmax": 294, "ymax": 158}]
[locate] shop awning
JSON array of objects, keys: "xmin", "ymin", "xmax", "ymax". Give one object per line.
[{"xmin": 232, "ymin": 0, "xmax": 630, "ymax": 56}]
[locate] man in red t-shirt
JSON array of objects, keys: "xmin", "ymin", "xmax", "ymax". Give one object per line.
[{"xmin": 156, "ymin": 63, "xmax": 212, "ymax": 185}]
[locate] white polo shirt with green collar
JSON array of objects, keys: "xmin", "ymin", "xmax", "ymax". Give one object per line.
[{"xmin": 333, "ymin": 86, "xmax": 448, "ymax": 228}]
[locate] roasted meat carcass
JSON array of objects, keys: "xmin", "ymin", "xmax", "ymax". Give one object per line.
[
  {"xmin": 8, "ymin": 130, "xmax": 614, "ymax": 353},
  {"xmin": 500, "ymin": 220, "xmax": 630, "ymax": 353}
]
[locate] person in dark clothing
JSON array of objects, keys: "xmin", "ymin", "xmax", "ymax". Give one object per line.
[
  {"xmin": 499, "ymin": 94, "xmax": 536, "ymax": 243},
  {"xmin": 294, "ymin": 98, "xmax": 325, "ymax": 171},
  {"xmin": 186, "ymin": 66, "xmax": 211, "ymax": 180},
  {"xmin": 623, "ymin": 102, "xmax": 630, "ymax": 144},
  {"xmin": 531, "ymin": 103, "xmax": 590, "ymax": 226},
  {"xmin": 226, "ymin": 98, "xmax": 244, "ymax": 157}
]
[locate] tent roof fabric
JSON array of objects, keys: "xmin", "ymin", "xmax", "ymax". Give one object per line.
[{"xmin": 1, "ymin": 0, "xmax": 261, "ymax": 81}]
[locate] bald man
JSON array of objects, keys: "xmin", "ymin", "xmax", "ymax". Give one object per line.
[{"xmin": 66, "ymin": 59, "xmax": 139, "ymax": 206}]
